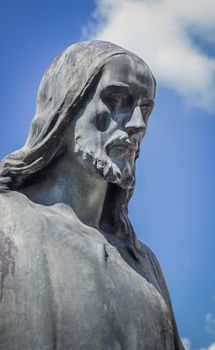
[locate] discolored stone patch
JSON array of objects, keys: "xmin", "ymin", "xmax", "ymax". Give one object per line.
[{"xmin": 0, "ymin": 230, "xmax": 17, "ymax": 300}]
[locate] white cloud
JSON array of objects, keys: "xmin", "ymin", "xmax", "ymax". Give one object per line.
[
  {"xmin": 181, "ymin": 337, "xmax": 215, "ymax": 350},
  {"xmin": 182, "ymin": 337, "xmax": 191, "ymax": 350},
  {"xmin": 205, "ymin": 313, "xmax": 215, "ymax": 334},
  {"xmin": 199, "ymin": 343, "xmax": 215, "ymax": 350},
  {"xmin": 85, "ymin": 0, "xmax": 215, "ymax": 112}
]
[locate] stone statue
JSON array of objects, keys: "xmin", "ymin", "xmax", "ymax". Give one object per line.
[{"xmin": 0, "ymin": 41, "xmax": 185, "ymax": 350}]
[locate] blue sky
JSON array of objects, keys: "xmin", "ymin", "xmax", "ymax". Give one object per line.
[{"xmin": 0, "ymin": 1, "xmax": 214, "ymax": 349}]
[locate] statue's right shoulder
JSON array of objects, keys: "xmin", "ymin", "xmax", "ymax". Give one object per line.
[
  {"xmin": 0, "ymin": 190, "xmax": 36, "ymax": 230},
  {"xmin": 0, "ymin": 190, "xmax": 28, "ymax": 209}
]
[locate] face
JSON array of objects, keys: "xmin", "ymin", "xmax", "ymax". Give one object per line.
[{"xmin": 72, "ymin": 54, "xmax": 155, "ymax": 189}]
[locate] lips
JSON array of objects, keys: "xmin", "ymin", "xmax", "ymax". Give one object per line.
[{"xmin": 105, "ymin": 135, "xmax": 137, "ymax": 153}]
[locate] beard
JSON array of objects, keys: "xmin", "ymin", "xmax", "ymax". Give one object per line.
[
  {"xmin": 74, "ymin": 137, "xmax": 136, "ymax": 190},
  {"xmin": 95, "ymin": 148, "xmax": 136, "ymax": 189}
]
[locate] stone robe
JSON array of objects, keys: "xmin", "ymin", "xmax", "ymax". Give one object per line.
[{"xmin": 0, "ymin": 191, "xmax": 184, "ymax": 350}]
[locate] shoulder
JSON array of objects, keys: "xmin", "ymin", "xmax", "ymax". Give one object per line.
[
  {"xmin": 0, "ymin": 190, "xmax": 34, "ymax": 218},
  {"xmin": 0, "ymin": 189, "xmax": 28, "ymax": 205},
  {"xmin": 138, "ymin": 239, "xmax": 169, "ymax": 295},
  {"xmin": 138, "ymin": 240, "xmax": 185, "ymax": 350},
  {"xmin": 0, "ymin": 190, "xmax": 47, "ymax": 238},
  {"xmin": 0, "ymin": 191, "xmax": 29, "ymax": 233},
  {"xmin": 138, "ymin": 240, "xmax": 160, "ymax": 269},
  {"xmin": 138, "ymin": 240, "xmax": 168, "ymax": 296}
]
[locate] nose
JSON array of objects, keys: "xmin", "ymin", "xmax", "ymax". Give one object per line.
[{"xmin": 125, "ymin": 106, "xmax": 146, "ymax": 133}]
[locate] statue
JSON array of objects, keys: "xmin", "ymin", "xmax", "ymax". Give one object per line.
[{"xmin": 0, "ymin": 41, "xmax": 184, "ymax": 350}]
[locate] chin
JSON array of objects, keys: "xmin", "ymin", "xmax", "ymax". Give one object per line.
[
  {"xmin": 117, "ymin": 176, "xmax": 135, "ymax": 190},
  {"xmin": 113, "ymin": 159, "xmax": 135, "ymax": 190},
  {"xmin": 94, "ymin": 151, "xmax": 136, "ymax": 189}
]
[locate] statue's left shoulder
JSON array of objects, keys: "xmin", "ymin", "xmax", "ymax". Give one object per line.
[{"xmin": 138, "ymin": 240, "xmax": 185, "ymax": 350}]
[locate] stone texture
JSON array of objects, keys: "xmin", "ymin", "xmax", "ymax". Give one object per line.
[{"xmin": 0, "ymin": 40, "xmax": 184, "ymax": 350}]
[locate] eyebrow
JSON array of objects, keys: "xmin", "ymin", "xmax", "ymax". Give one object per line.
[
  {"xmin": 110, "ymin": 83, "xmax": 130, "ymax": 88},
  {"xmin": 140, "ymin": 98, "xmax": 154, "ymax": 105},
  {"xmin": 101, "ymin": 83, "xmax": 155, "ymax": 103},
  {"xmin": 101, "ymin": 83, "xmax": 131, "ymax": 93},
  {"xmin": 104, "ymin": 82, "xmax": 130, "ymax": 90}
]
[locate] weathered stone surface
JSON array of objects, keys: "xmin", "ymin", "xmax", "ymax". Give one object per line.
[{"xmin": 0, "ymin": 41, "xmax": 184, "ymax": 350}]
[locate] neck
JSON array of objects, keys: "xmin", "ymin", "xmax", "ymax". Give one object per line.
[{"xmin": 21, "ymin": 154, "xmax": 108, "ymax": 228}]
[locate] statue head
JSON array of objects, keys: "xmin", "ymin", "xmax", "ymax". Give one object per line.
[
  {"xmin": 69, "ymin": 53, "xmax": 155, "ymax": 191},
  {"xmin": 0, "ymin": 40, "xmax": 156, "ymax": 258}
]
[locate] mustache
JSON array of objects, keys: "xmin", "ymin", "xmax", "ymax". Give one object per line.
[{"xmin": 104, "ymin": 134, "xmax": 140, "ymax": 153}]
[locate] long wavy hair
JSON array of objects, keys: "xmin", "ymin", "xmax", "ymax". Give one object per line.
[{"xmin": 0, "ymin": 40, "xmax": 156, "ymax": 261}]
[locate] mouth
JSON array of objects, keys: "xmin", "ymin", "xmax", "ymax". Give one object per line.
[{"xmin": 105, "ymin": 135, "xmax": 137, "ymax": 153}]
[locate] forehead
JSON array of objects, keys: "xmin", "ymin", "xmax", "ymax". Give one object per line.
[{"xmin": 98, "ymin": 54, "xmax": 156, "ymax": 99}]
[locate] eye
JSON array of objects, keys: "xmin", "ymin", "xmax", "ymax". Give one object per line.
[
  {"xmin": 110, "ymin": 91, "xmax": 126, "ymax": 100},
  {"xmin": 102, "ymin": 90, "xmax": 133, "ymax": 112},
  {"xmin": 95, "ymin": 111, "xmax": 111, "ymax": 131},
  {"xmin": 140, "ymin": 105, "xmax": 151, "ymax": 115},
  {"xmin": 139, "ymin": 102, "xmax": 154, "ymax": 121}
]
